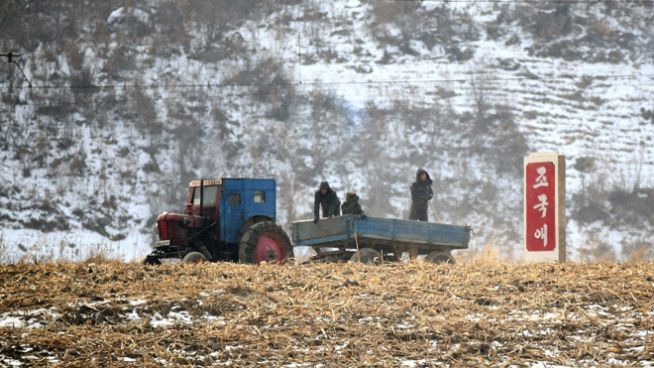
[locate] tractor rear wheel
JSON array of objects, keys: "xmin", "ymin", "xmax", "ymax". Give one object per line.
[
  {"xmin": 425, "ymin": 251, "xmax": 455, "ymax": 264},
  {"xmin": 349, "ymin": 248, "xmax": 382, "ymax": 265},
  {"xmin": 239, "ymin": 222, "xmax": 292, "ymax": 264},
  {"xmin": 182, "ymin": 251, "xmax": 207, "ymax": 264}
]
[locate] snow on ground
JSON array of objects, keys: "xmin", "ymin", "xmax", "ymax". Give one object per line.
[
  {"xmin": 1, "ymin": 262, "xmax": 653, "ymax": 366},
  {"xmin": 0, "ymin": 229, "xmax": 151, "ymax": 263}
]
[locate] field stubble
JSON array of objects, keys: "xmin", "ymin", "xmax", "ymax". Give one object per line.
[{"xmin": 0, "ymin": 260, "xmax": 653, "ymax": 367}]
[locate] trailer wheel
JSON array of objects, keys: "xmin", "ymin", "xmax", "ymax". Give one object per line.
[
  {"xmin": 182, "ymin": 252, "xmax": 207, "ymax": 264},
  {"xmin": 425, "ymin": 251, "xmax": 455, "ymax": 264},
  {"xmin": 239, "ymin": 222, "xmax": 292, "ymax": 264},
  {"xmin": 349, "ymin": 248, "xmax": 382, "ymax": 265}
]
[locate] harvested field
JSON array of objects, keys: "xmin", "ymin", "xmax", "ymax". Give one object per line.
[{"xmin": 1, "ymin": 261, "xmax": 653, "ymax": 367}]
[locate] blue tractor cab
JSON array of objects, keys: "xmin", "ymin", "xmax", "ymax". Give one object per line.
[
  {"xmin": 144, "ymin": 178, "xmax": 292, "ymax": 264},
  {"xmin": 220, "ymin": 179, "xmax": 276, "ymax": 244}
]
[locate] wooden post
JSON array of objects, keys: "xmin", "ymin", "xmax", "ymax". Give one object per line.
[
  {"xmin": 429, "ymin": 201, "xmax": 442, "ymax": 223},
  {"xmin": 524, "ymin": 152, "xmax": 566, "ymax": 262},
  {"xmin": 354, "ymin": 233, "xmax": 361, "ymax": 262}
]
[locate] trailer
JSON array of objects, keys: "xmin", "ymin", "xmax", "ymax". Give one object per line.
[{"xmin": 291, "ymin": 215, "xmax": 471, "ymax": 264}]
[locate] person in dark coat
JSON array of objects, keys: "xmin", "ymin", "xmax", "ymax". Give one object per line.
[
  {"xmin": 314, "ymin": 181, "xmax": 341, "ymax": 223},
  {"xmin": 341, "ymin": 192, "xmax": 365, "ymax": 216},
  {"xmin": 409, "ymin": 168, "xmax": 433, "ymax": 221}
]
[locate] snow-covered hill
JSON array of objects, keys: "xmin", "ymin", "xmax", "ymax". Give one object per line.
[{"xmin": 1, "ymin": 0, "xmax": 653, "ymax": 262}]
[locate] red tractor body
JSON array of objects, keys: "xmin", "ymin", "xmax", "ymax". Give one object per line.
[{"xmin": 145, "ymin": 178, "xmax": 291, "ymax": 264}]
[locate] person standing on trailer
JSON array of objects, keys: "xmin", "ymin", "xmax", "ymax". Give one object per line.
[
  {"xmin": 314, "ymin": 181, "xmax": 341, "ymax": 223},
  {"xmin": 409, "ymin": 168, "xmax": 433, "ymax": 222},
  {"xmin": 341, "ymin": 191, "xmax": 365, "ymax": 216}
]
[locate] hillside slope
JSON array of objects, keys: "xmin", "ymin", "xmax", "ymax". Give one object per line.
[{"xmin": 1, "ymin": 0, "xmax": 653, "ymax": 261}]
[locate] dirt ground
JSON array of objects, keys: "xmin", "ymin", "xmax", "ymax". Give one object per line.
[{"xmin": 1, "ymin": 261, "xmax": 653, "ymax": 367}]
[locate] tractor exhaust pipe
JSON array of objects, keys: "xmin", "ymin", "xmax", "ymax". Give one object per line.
[{"xmin": 199, "ymin": 179, "xmax": 204, "ymax": 218}]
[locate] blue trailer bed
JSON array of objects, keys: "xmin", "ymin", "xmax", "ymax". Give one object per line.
[{"xmin": 291, "ymin": 215, "xmax": 471, "ymax": 263}]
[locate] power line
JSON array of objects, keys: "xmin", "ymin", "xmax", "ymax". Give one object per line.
[
  {"xmin": 5, "ymin": 80, "xmax": 653, "ymax": 108},
  {"xmin": 389, "ymin": 0, "xmax": 654, "ymax": 3},
  {"xmin": 2, "ymin": 73, "xmax": 653, "ymax": 92},
  {"xmin": 0, "ymin": 52, "xmax": 32, "ymax": 88}
]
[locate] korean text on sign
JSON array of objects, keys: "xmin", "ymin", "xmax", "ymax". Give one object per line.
[{"xmin": 525, "ymin": 162, "xmax": 556, "ymax": 251}]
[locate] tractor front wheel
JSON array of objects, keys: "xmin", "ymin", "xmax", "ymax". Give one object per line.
[
  {"xmin": 239, "ymin": 222, "xmax": 292, "ymax": 264},
  {"xmin": 182, "ymin": 251, "xmax": 207, "ymax": 264},
  {"xmin": 143, "ymin": 256, "xmax": 162, "ymax": 266}
]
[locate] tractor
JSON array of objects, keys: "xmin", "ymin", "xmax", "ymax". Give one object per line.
[{"xmin": 143, "ymin": 178, "xmax": 292, "ymax": 264}]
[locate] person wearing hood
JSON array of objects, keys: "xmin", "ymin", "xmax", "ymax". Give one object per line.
[
  {"xmin": 341, "ymin": 192, "xmax": 365, "ymax": 216},
  {"xmin": 409, "ymin": 168, "xmax": 433, "ymax": 221},
  {"xmin": 314, "ymin": 181, "xmax": 341, "ymax": 223}
]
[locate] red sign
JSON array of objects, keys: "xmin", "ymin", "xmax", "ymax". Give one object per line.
[{"xmin": 525, "ymin": 162, "xmax": 556, "ymax": 251}]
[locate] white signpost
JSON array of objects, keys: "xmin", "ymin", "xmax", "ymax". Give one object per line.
[{"xmin": 524, "ymin": 152, "xmax": 566, "ymax": 263}]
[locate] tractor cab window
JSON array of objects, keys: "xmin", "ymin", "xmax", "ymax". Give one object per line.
[
  {"xmin": 253, "ymin": 191, "xmax": 265, "ymax": 203},
  {"xmin": 192, "ymin": 185, "xmax": 218, "ymax": 208}
]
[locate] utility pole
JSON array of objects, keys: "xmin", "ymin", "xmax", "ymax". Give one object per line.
[{"xmin": 1, "ymin": 52, "xmax": 33, "ymax": 93}]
